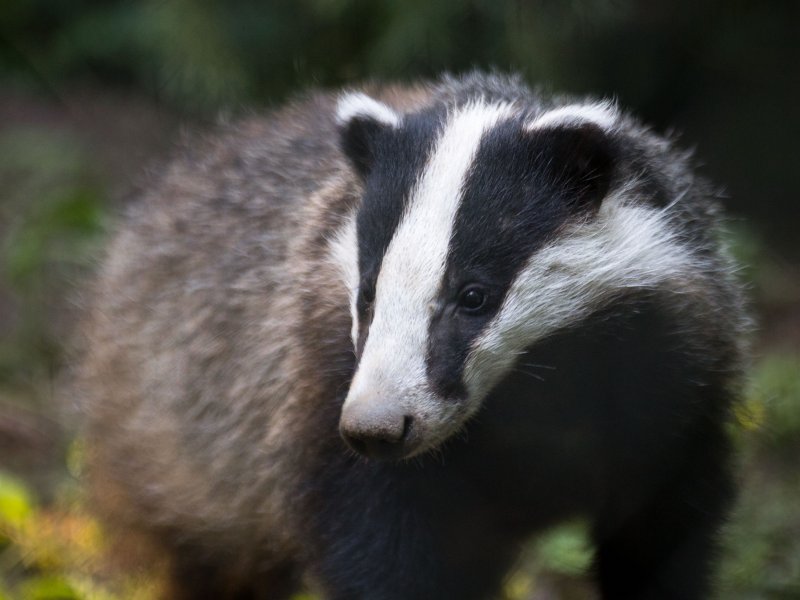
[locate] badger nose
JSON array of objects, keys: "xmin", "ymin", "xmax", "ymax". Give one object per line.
[{"xmin": 339, "ymin": 401, "xmax": 415, "ymax": 460}]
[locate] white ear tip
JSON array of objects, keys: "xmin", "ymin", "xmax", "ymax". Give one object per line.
[
  {"xmin": 527, "ymin": 101, "xmax": 619, "ymax": 132},
  {"xmin": 336, "ymin": 92, "xmax": 401, "ymax": 128}
]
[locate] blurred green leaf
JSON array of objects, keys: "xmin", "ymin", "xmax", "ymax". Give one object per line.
[
  {"xmin": 0, "ymin": 125, "xmax": 106, "ymax": 387},
  {"xmin": 748, "ymin": 354, "xmax": 800, "ymax": 451},
  {"xmin": 3, "ymin": 186, "xmax": 104, "ymax": 286},
  {"xmin": 65, "ymin": 440, "xmax": 85, "ymax": 481},
  {"xmin": 18, "ymin": 576, "xmax": 79, "ymax": 600},
  {"xmin": 534, "ymin": 521, "xmax": 593, "ymax": 577},
  {"xmin": 0, "ymin": 472, "xmax": 35, "ymax": 533}
]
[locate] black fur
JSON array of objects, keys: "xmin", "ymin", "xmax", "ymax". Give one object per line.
[{"xmin": 303, "ymin": 296, "xmax": 736, "ymax": 599}]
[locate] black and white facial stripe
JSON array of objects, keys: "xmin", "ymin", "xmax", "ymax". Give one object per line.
[
  {"xmin": 429, "ymin": 108, "xmax": 618, "ymax": 399},
  {"xmin": 332, "ymin": 93, "xmax": 701, "ymax": 456}
]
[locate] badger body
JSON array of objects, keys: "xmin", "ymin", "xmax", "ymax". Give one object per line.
[{"xmin": 79, "ymin": 73, "xmax": 748, "ymax": 599}]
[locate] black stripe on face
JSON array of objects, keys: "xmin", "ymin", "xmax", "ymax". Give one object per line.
[
  {"xmin": 354, "ymin": 108, "xmax": 444, "ymax": 353},
  {"xmin": 426, "ymin": 116, "xmax": 617, "ymax": 398}
]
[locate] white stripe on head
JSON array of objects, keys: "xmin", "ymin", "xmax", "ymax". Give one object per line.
[
  {"xmin": 527, "ymin": 101, "xmax": 619, "ymax": 132},
  {"xmin": 344, "ymin": 101, "xmax": 515, "ymax": 444},
  {"xmin": 336, "ymin": 92, "xmax": 401, "ymax": 128},
  {"xmin": 464, "ymin": 189, "xmax": 700, "ymax": 398},
  {"xmin": 326, "ymin": 211, "xmax": 360, "ymax": 347}
]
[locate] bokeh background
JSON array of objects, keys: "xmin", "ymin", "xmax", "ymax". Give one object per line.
[{"xmin": 1, "ymin": 1, "xmax": 798, "ymax": 598}]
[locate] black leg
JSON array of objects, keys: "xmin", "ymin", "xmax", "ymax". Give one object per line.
[
  {"xmin": 304, "ymin": 469, "xmax": 521, "ymax": 600},
  {"xmin": 592, "ymin": 445, "xmax": 734, "ymax": 599},
  {"xmin": 168, "ymin": 550, "xmax": 300, "ymax": 600}
]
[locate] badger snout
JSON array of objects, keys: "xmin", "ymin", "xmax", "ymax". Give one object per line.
[{"xmin": 339, "ymin": 398, "xmax": 417, "ymax": 460}]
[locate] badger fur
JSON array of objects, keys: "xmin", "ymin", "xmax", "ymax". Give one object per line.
[{"xmin": 78, "ymin": 72, "xmax": 749, "ymax": 599}]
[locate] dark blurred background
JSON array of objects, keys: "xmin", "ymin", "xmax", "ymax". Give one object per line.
[{"xmin": 0, "ymin": 1, "xmax": 798, "ymax": 598}]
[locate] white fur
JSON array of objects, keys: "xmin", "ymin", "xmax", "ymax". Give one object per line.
[
  {"xmin": 463, "ymin": 189, "xmax": 701, "ymax": 398},
  {"xmin": 527, "ymin": 101, "xmax": 618, "ymax": 132},
  {"xmin": 335, "ymin": 92, "xmax": 401, "ymax": 128},
  {"xmin": 343, "ymin": 101, "xmax": 515, "ymax": 453},
  {"xmin": 327, "ymin": 211, "xmax": 360, "ymax": 346}
]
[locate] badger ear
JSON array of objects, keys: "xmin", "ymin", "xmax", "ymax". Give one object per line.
[
  {"xmin": 526, "ymin": 102, "xmax": 619, "ymax": 209},
  {"xmin": 336, "ymin": 92, "xmax": 400, "ymax": 178}
]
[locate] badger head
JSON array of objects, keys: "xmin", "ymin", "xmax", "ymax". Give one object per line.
[{"xmin": 331, "ymin": 90, "xmax": 690, "ymax": 460}]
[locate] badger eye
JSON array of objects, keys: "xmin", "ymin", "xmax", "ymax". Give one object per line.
[{"xmin": 457, "ymin": 285, "xmax": 488, "ymax": 314}]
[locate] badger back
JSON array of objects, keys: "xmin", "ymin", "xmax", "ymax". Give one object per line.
[{"xmin": 330, "ymin": 85, "xmax": 745, "ymax": 460}]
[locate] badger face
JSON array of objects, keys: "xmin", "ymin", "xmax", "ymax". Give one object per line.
[{"xmin": 331, "ymin": 91, "xmax": 689, "ymax": 460}]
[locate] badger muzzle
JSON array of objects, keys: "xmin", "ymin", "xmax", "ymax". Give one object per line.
[{"xmin": 339, "ymin": 394, "xmax": 418, "ymax": 460}]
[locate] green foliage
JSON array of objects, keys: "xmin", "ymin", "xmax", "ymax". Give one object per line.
[
  {"xmin": 0, "ymin": 128, "xmax": 105, "ymax": 280},
  {"xmin": 0, "ymin": 468, "xmax": 165, "ymax": 600},
  {"xmin": 748, "ymin": 354, "xmax": 800, "ymax": 454},
  {"xmin": 17, "ymin": 577, "xmax": 79, "ymax": 600},
  {"xmin": 0, "ymin": 472, "xmax": 35, "ymax": 534},
  {"xmin": 7, "ymin": 0, "xmax": 791, "ymax": 121},
  {"xmin": 0, "ymin": 127, "xmax": 105, "ymax": 387},
  {"xmin": 501, "ymin": 521, "xmax": 595, "ymax": 599},
  {"xmin": 718, "ymin": 473, "xmax": 800, "ymax": 598},
  {"xmin": 533, "ymin": 521, "xmax": 594, "ymax": 577},
  {"xmin": 717, "ymin": 352, "xmax": 800, "ymax": 598}
]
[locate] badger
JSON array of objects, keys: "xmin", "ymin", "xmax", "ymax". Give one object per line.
[{"xmin": 78, "ymin": 72, "xmax": 749, "ymax": 599}]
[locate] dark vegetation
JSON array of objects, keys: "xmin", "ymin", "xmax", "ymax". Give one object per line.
[{"xmin": 0, "ymin": 1, "xmax": 798, "ymax": 598}]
